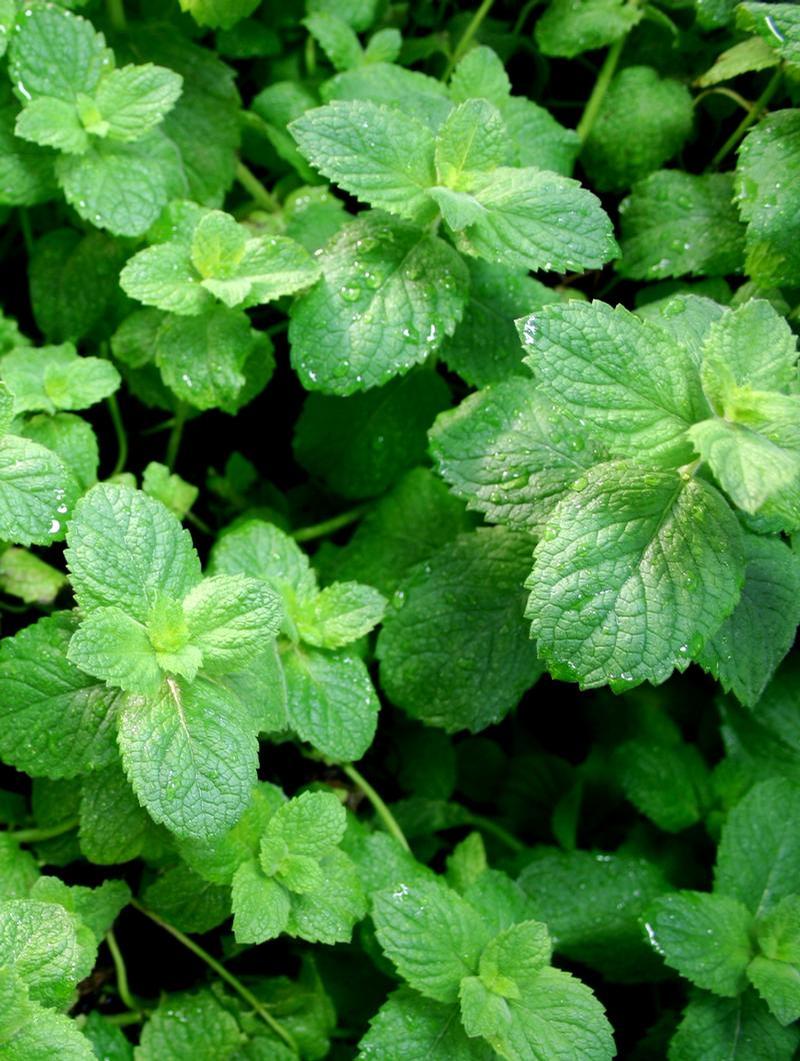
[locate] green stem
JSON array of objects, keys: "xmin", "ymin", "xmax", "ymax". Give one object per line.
[
  {"xmin": 186, "ymin": 510, "xmax": 214, "ymax": 536},
  {"xmin": 105, "ymin": 0, "xmax": 126, "ymax": 31},
  {"xmin": 693, "ymin": 86, "xmax": 752, "ymax": 114},
  {"xmin": 305, "ymin": 33, "xmax": 317, "ymax": 77},
  {"xmin": 576, "ymin": 35, "xmax": 626, "ymax": 143},
  {"xmin": 709, "ymin": 66, "xmax": 783, "ymax": 169},
  {"xmin": 341, "ymin": 763, "xmax": 411, "ymax": 853},
  {"xmin": 8, "ymin": 818, "xmax": 79, "ymax": 844},
  {"xmin": 443, "ymin": 0, "xmax": 496, "ymax": 80},
  {"xmin": 131, "ymin": 900, "xmax": 299, "ymax": 1054},
  {"xmin": 235, "ymin": 161, "xmax": 280, "ymax": 213},
  {"xmin": 463, "ymin": 812, "xmax": 525, "ymax": 854},
  {"xmin": 106, "ymin": 929, "xmax": 139, "ymax": 1014},
  {"xmin": 511, "ymin": 0, "xmax": 541, "ymax": 38},
  {"xmin": 103, "ymin": 1011, "xmax": 143, "ymax": 1026},
  {"xmin": 292, "ymin": 503, "xmax": 370, "ymax": 543},
  {"xmin": 165, "ymin": 402, "xmax": 188, "ymax": 472},
  {"xmin": 19, "ymin": 210, "xmax": 33, "ymax": 257},
  {"xmin": 106, "ymin": 395, "xmax": 128, "ymax": 477}
]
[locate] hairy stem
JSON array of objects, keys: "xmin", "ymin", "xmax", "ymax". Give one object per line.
[
  {"xmin": 106, "ymin": 929, "xmax": 140, "ymax": 1015},
  {"xmin": 235, "ymin": 161, "xmax": 280, "ymax": 213},
  {"xmin": 443, "ymin": 0, "xmax": 496, "ymax": 80},
  {"xmin": 292, "ymin": 503, "xmax": 371, "ymax": 543},
  {"xmin": 709, "ymin": 66, "xmax": 783, "ymax": 169},
  {"xmin": 341, "ymin": 763, "xmax": 412, "ymax": 852},
  {"xmin": 8, "ymin": 818, "xmax": 79, "ymax": 844},
  {"xmin": 106, "ymin": 395, "xmax": 128, "ymax": 477},
  {"xmin": 131, "ymin": 900, "xmax": 299, "ymax": 1053},
  {"xmin": 576, "ymin": 35, "xmax": 626, "ymax": 143}
]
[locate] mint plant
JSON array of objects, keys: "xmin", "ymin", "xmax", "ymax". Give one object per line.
[{"xmin": 0, "ymin": 0, "xmax": 799, "ymax": 1056}]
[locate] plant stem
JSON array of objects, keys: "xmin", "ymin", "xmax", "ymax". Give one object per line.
[
  {"xmin": 463, "ymin": 812, "xmax": 525, "ymax": 853},
  {"xmin": 292, "ymin": 503, "xmax": 371, "ymax": 543},
  {"xmin": 103, "ymin": 1011, "xmax": 143, "ymax": 1026},
  {"xmin": 106, "ymin": 395, "xmax": 128, "ymax": 477},
  {"xmin": 443, "ymin": 0, "xmax": 496, "ymax": 80},
  {"xmin": 576, "ymin": 35, "xmax": 626, "ymax": 143},
  {"xmin": 165, "ymin": 402, "xmax": 188, "ymax": 471},
  {"xmin": 512, "ymin": 0, "xmax": 541, "ymax": 38},
  {"xmin": 131, "ymin": 900, "xmax": 299, "ymax": 1054},
  {"xmin": 106, "ymin": 929, "xmax": 139, "ymax": 1014},
  {"xmin": 235, "ymin": 161, "xmax": 280, "ymax": 213},
  {"xmin": 105, "ymin": 0, "xmax": 126, "ymax": 31},
  {"xmin": 341, "ymin": 763, "xmax": 411, "ymax": 852},
  {"xmin": 8, "ymin": 818, "xmax": 79, "ymax": 844},
  {"xmin": 709, "ymin": 66, "xmax": 783, "ymax": 169},
  {"xmin": 693, "ymin": 87, "xmax": 752, "ymax": 114},
  {"xmin": 19, "ymin": 210, "xmax": 33, "ymax": 257}
]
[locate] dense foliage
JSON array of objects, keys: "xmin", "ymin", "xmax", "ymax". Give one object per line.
[{"xmin": 1, "ymin": 0, "xmax": 800, "ymax": 1057}]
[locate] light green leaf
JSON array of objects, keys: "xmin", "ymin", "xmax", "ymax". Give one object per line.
[
  {"xmin": 290, "ymin": 100, "xmax": 437, "ymax": 224},
  {"xmin": 0, "ymin": 836, "xmax": 39, "ymax": 902},
  {"xmin": 231, "ymin": 859, "xmax": 290, "ymax": 943},
  {"xmin": 0, "ymin": 612, "xmax": 119, "ymax": 779},
  {"xmin": 294, "ymin": 582, "xmax": 386, "ymax": 649},
  {"xmin": 527, "ymin": 463, "xmax": 744, "ymax": 688},
  {"xmin": 209, "ymin": 519, "xmax": 318, "ymax": 606},
  {"xmin": 747, "ymin": 955, "xmax": 800, "ymax": 1025},
  {"xmin": 359, "ymin": 986, "xmax": 493, "ymax": 1061},
  {"xmin": 67, "ymin": 606, "xmax": 163, "ymax": 695},
  {"xmin": 0, "ymin": 432, "xmax": 77, "ymax": 547},
  {"xmin": 293, "ymin": 369, "xmax": 451, "ymax": 499},
  {"xmin": 0, "ymin": 899, "xmax": 87, "ymax": 1008},
  {"xmin": 757, "ymin": 894, "xmax": 800, "ymax": 963},
  {"xmin": 434, "ymin": 100, "xmax": 510, "ymax": 188},
  {"xmin": 520, "ymin": 300, "xmax": 705, "ymax": 465},
  {"xmin": 142, "ymin": 462, "xmax": 198, "ymax": 520},
  {"xmin": 263, "ymin": 790, "xmax": 346, "ymax": 860},
  {"xmin": 446, "ymin": 167, "xmax": 617, "ymax": 273},
  {"xmin": 286, "ymin": 847, "xmax": 366, "ymax": 944},
  {"xmin": 135, "ymin": 989, "xmax": 244, "ymax": 1060},
  {"xmin": 1, "ymin": 343, "xmax": 120, "ymax": 413},
  {"xmin": 15, "ymin": 97, "xmax": 88, "ymax": 154},
  {"xmin": 430, "ymin": 378, "xmax": 601, "ymax": 535},
  {"xmin": 289, "ymin": 211, "xmax": 468, "ymax": 395},
  {"xmin": 372, "ymin": 878, "xmax": 490, "ymax": 1003},
  {"xmin": 0, "ymin": 967, "xmax": 34, "ymax": 1042},
  {"xmin": 0, "ymin": 88, "xmax": 58, "ymax": 206},
  {"xmin": 30, "ymin": 877, "xmax": 130, "ymax": 944},
  {"xmin": 282, "ymin": 645, "xmax": 379, "ymax": 761},
  {"xmin": 582, "ymin": 66, "xmax": 693, "ymax": 192},
  {"xmin": 644, "ymin": 892, "xmax": 754, "ymax": 996},
  {"xmin": 304, "ymin": 12, "xmax": 363, "ymax": 71},
  {"xmin": 8, "ymin": 6, "xmax": 109, "ymax": 103},
  {"xmin": 670, "ymin": 989, "xmax": 800, "ymax": 1061},
  {"xmin": 715, "ymin": 778, "xmax": 800, "ymax": 917},
  {"xmin": 119, "ymin": 241, "xmax": 213, "ymax": 317},
  {"xmin": 21, "ymin": 412, "xmax": 98, "ymax": 491},
  {"xmin": 94, "ymin": 63, "xmax": 183, "ymax": 142},
  {"xmin": 116, "ymin": 677, "xmax": 258, "ymax": 839},
  {"xmin": 322, "ymin": 63, "xmax": 451, "ymax": 130},
  {"xmin": 183, "ymin": 573, "xmax": 282, "ymax": 674},
  {"xmin": 535, "ymin": 0, "xmax": 644, "ymax": 57},
  {"xmin": 738, "ymin": 3, "xmax": 800, "ymax": 65},
  {"xmin": 735, "ymin": 110, "xmax": 800, "ymax": 288},
  {"xmin": 449, "ymin": 45, "xmax": 511, "ymax": 105},
  {"xmin": 65, "ymin": 483, "xmax": 201, "ymax": 622},
  {"xmin": 618, "ymin": 172, "xmax": 745, "ymax": 280},
  {"xmin": 696, "ymin": 36, "xmax": 779, "ymax": 87},
  {"xmin": 0, "ymin": 1003, "xmax": 97, "ymax": 1060},
  {"xmin": 0, "ymin": 545, "xmax": 65, "ymax": 605},
  {"xmin": 377, "ymin": 527, "xmax": 542, "ymax": 732},
  {"xmin": 178, "ymin": 0, "xmax": 260, "ymax": 30}
]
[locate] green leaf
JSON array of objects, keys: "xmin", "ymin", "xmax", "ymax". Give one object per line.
[
  {"xmin": 582, "ymin": 67, "xmax": 693, "ymax": 193},
  {"xmin": 0, "ymin": 88, "xmax": 57, "ymax": 206},
  {"xmin": 0, "ymin": 899, "xmax": 87, "ymax": 1008},
  {"xmin": 670, "ymin": 989, "xmax": 800, "ymax": 1061},
  {"xmin": 449, "ymin": 45, "xmax": 511, "ymax": 105},
  {"xmin": 290, "ymin": 101, "xmax": 437, "ymax": 224},
  {"xmin": 613, "ymin": 737, "xmax": 711, "ymax": 832},
  {"xmin": 328, "ymin": 467, "xmax": 473, "ymax": 597},
  {"xmin": 293, "ymin": 369, "xmax": 451, "ymax": 499},
  {"xmin": 535, "ymin": 0, "xmax": 644, "ymax": 57},
  {"xmin": 372, "ymin": 878, "xmax": 491, "ymax": 1003},
  {"xmin": 56, "ymin": 133, "xmax": 186, "ymax": 238},
  {"xmin": 183, "ymin": 574, "xmax": 282, "ymax": 674},
  {"xmin": 93, "ymin": 64, "xmax": 183, "ymax": 142},
  {"xmin": 438, "ymin": 260, "xmax": 564, "ymax": 388},
  {"xmin": 0, "ymin": 548, "xmax": 57, "ymax": 607},
  {"xmin": 135, "ymin": 990, "xmax": 244, "ymax": 1061},
  {"xmin": 142, "ymin": 462, "xmax": 198, "ymax": 520},
  {"xmin": 520, "ymin": 298, "xmax": 705, "ymax": 466},
  {"xmin": 359, "ymin": 986, "xmax": 493, "ymax": 1060},
  {"xmin": 0, "ymin": 612, "xmax": 119, "ymax": 779},
  {"xmin": 294, "ymin": 582, "xmax": 386, "ymax": 649},
  {"xmin": 0, "ymin": 967, "xmax": 34, "ymax": 1042},
  {"xmin": 644, "ymin": 892, "xmax": 754, "ymax": 995},
  {"xmin": 30, "ymin": 877, "xmax": 130, "ymax": 944},
  {"xmin": 0, "ymin": 1003, "xmax": 97, "ymax": 1060},
  {"xmin": 289, "ymin": 212, "xmax": 468, "ymax": 395},
  {"xmin": 209, "ymin": 519, "xmax": 318, "ymax": 606},
  {"xmin": 0, "ymin": 430, "xmax": 77, "ymax": 547},
  {"xmin": 15, "ymin": 97, "xmax": 88, "ymax": 154},
  {"xmin": 735, "ymin": 110, "xmax": 800, "ymax": 288},
  {"xmin": 283, "ymin": 645, "xmax": 379, "ymax": 761},
  {"xmin": 304, "ymin": 12, "xmax": 364, "ymax": 71},
  {"xmin": 434, "ymin": 100, "xmax": 510, "ymax": 188},
  {"xmin": 715, "ymin": 778, "xmax": 800, "ymax": 917},
  {"xmin": 119, "ymin": 241, "xmax": 213, "ymax": 317},
  {"xmin": 179, "ymin": 0, "xmax": 260, "ymax": 30},
  {"xmin": 65, "ymin": 483, "xmax": 201, "ymax": 622},
  {"xmin": 143, "ymin": 862, "xmax": 231, "ymax": 934},
  {"xmin": 79, "ymin": 763, "xmax": 166, "ymax": 865},
  {"xmin": 527, "ymin": 463, "xmax": 745, "ymax": 689},
  {"xmin": 285, "ymin": 847, "xmax": 366, "ymax": 944},
  {"xmin": 696, "ymin": 36, "xmax": 779, "ymax": 88},
  {"xmin": 430, "ymin": 378, "xmax": 601, "ymax": 535},
  {"xmin": 116, "ymin": 677, "xmax": 259, "ymax": 839},
  {"xmin": 67, "ymin": 606, "xmax": 164, "ymax": 695},
  {"xmin": 518, "ymin": 849, "xmax": 670, "ymax": 982},
  {"xmin": 445, "ymin": 167, "xmax": 617, "ymax": 273},
  {"xmin": 81, "ymin": 1012, "xmax": 134, "ymax": 1061},
  {"xmin": 8, "ymin": 6, "xmax": 109, "ymax": 103},
  {"xmin": 1, "ymin": 343, "xmax": 120, "ymax": 413},
  {"xmin": 264, "ymin": 791, "xmax": 347, "ymax": 859},
  {"xmin": 20, "ymin": 411, "xmax": 98, "ymax": 492},
  {"xmin": 737, "ymin": 3, "xmax": 800, "ymax": 65},
  {"xmin": 747, "ymin": 955, "xmax": 800, "ymax": 1025},
  {"xmin": 0, "ymin": 836, "xmax": 39, "ymax": 902},
  {"xmin": 377, "ymin": 527, "xmax": 542, "ymax": 732},
  {"xmin": 231, "ymin": 859, "xmax": 290, "ymax": 943},
  {"xmin": 618, "ymin": 172, "xmax": 746, "ymax": 280}
]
